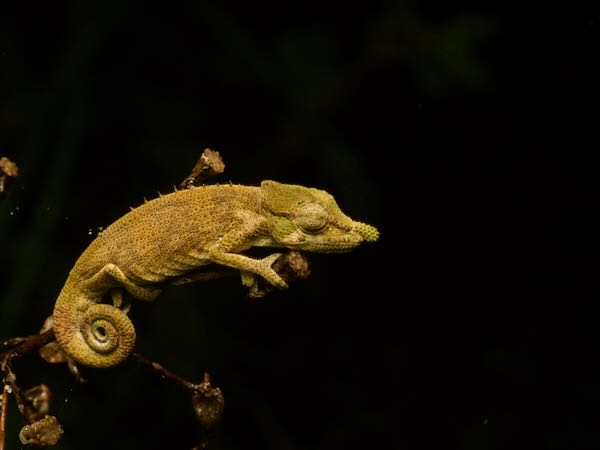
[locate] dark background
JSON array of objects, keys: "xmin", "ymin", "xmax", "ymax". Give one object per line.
[{"xmin": 1, "ymin": 1, "xmax": 598, "ymax": 449}]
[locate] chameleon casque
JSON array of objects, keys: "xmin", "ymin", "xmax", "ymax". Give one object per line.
[{"xmin": 52, "ymin": 181, "xmax": 379, "ymax": 368}]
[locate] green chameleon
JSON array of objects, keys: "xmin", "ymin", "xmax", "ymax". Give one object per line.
[{"xmin": 53, "ymin": 181, "xmax": 379, "ymax": 368}]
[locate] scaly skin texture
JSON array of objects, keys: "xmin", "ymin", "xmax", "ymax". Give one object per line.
[{"xmin": 52, "ymin": 181, "xmax": 379, "ymax": 368}]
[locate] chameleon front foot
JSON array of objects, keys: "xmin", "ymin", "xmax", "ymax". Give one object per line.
[
  {"xmin": 258, "ymin": 253, "xmax": 288, "ymax": 290},
  {"xmin": 239, "ymin": 253, "xmax": 288, "ymax": 291},
  {"xmin": 261, "ymin": 254, "xmax": 288, "ymax": 289},
  {"xmin": 207, "ymin": 250, "xmax": 289, "ymax": 290},
  {"xmin": 242, "ymin": 251, "xmax": 311, "ymax": 298}
]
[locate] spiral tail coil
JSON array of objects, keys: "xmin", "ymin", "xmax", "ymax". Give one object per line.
[{"xmin": 54, "ymin": 303, "xmax": 136, "ymax": 368}]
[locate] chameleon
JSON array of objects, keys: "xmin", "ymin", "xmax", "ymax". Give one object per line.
[{"xmin": 52, "ymin": 180, "xmax": 379, "ymax": 368}]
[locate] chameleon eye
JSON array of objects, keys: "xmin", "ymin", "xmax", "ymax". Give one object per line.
[{"xmin": 297, "ymin": 202, "xmax": 328, "ymax": 233}]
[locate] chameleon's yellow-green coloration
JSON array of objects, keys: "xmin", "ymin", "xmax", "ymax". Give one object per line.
[{"xmin": 53, "ymin": 181, "xmax": 379, "ymax": 368}]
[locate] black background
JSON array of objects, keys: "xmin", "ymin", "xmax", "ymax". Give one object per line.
[{"xmin": 1, "ymin": 1, "xmax": 598, "ymax": 449}]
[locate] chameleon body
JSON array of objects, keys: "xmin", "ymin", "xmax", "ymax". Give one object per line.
[{"xmin": 52, "ymin": 181, "xmax": 379, "ymax": 368}]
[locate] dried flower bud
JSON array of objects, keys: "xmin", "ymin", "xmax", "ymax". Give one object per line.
[
  {"xmin": 272, "ymin": 250, "xmax": 311, "ymax": 282},
  {"xmin": 178, "ymin": 148, "xmax": 225, "ymax": 189},
  {"xmin": 192, "ymin": 374, "xmax": 224, "ymax": 430},
  {"xmin": 38, "ymin": 341, "xmax": 68, "ymax": 364},
  {"xmin": 38, "ymin": 316, "xmax": 68, "ymax": 364},
  {"xmin": 19, "ymin": 415, "xmax": 64, "ymax": 447},
  {"xmin": 23, "ymin": 384, "xmax": 51, "ymax": 421},
  {"xmin": 0, "ymin": 156, "xmax": 18, "ymax": 197}
]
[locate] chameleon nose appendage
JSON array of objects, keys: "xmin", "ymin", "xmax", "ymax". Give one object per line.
[{"xmin": 353, "ymin": 221, "xmax": 379, "ymax": 242}]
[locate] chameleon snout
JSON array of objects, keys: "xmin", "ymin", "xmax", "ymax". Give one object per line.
[{"xmin": 352, "ymin": 221, "xmax": 379, "ymax": 242}]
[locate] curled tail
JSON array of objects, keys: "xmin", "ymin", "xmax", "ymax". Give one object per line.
[{"xmin": 53, "ymin": 286, "xmax": 136, "ymax": 368}]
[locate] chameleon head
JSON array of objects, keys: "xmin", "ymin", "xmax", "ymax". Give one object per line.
[{"xmin": 261, "ymin": 180, "xmax": 379, "ymax": 252}]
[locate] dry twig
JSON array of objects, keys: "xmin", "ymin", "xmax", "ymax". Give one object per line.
[
  {"xmin": 178, "ymin": 148, "xmax": 225, "ymax": 189},
  {"xmin": 0, "ymin": 330, "xmax": 55, "ymax": 368},
  {"xmin": 132, "ymin": 354, "xmax": 225, "ymax": 429}
]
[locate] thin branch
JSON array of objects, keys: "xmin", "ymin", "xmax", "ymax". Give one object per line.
[
  {"xmin": 166, "ymin": 251, "xmax": 311, "ymax": 298},
  {"xmin": 0, "ymin": 329, "xmax": 57, "ymax": 431},
  {"xmin": 0, "ymin": 330, "xmax": 55, "ymax": 367},
  {"xmin": 0, "ymin": 384, "xmax": 8, "ymax": 450},
  {"xmin": 4, "ymin": 375, "xmax": 35, "ymax": 424},
  {"xmin": 0, "ymin": 337, "xmax": 27, "ymax": 351},
  {"xmin": 132, "ymin": 353, "xmax": 224, "ymax": 432},
  {"xmin": 132, "ymin": 353, "xmax": 198, "ymax": 391},
  {"xmin": 168, "ymin": 269, "xmax": 235, "ymax": 286}
]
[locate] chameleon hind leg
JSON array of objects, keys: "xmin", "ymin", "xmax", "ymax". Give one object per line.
[
  {"xmin": 84, "ymin": 263, "xmax": 162, "ymax": 302},
  {"xmin": 110, "ymin": 289, "xmax": 130, "ymax": 313}
]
